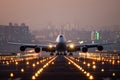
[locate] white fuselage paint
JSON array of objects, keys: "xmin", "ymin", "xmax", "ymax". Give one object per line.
[
  {"xmin": 55, "ymin": 34, "xmax": 67, "ymax": 52},
  {"xmin": 56, "ymin": 34, "xmax": 66, "ymax": 43}
]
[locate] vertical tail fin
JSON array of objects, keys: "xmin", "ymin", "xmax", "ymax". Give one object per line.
[{"xmin": 59, "ymin": 26, "xmax": 62, "ymax": 34}]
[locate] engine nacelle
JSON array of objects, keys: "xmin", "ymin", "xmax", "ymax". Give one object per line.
[
  {"xmin": 35, "ymin": 47, "xmax": 40, "ymax": 53},
  {"xmin": 76, "ymin": 47, "xmax": 81, "ymax": 51},
  {"xmin": 97, "ymin": 46, "xmax": 103, "ymax": 51},
  {"xmin": 82, "ymin": 47, "xmax": 88, "ymax": 53},
  {"xmin": 20, "ymin": 46, "xmax": 26, "ymax": 51}
]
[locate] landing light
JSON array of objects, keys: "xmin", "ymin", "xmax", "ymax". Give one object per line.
[
  {"xmin": 49, "ymin": 45, "xmax": 53, "ymax": 48},
  {"xmin": 21, "ymin": 68, "xmax": 24, "ymax": 72},
  {"xmin": 69, "ymin": 44, "xmax": 75, "ymax": 49}
]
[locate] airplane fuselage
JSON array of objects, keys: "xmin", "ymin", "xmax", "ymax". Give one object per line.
[
  {"xmin": 10, "ymin": 33, "xmax": 104, "ymax": 55},
  {"xmin": 55, "ymin": 34, "xmax": 67, "ymax": 52},
  {"xmin": 56, "ymin": 42, "xmax": 66, "ymax": 52}
]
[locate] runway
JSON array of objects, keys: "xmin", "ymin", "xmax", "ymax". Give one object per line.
[
  {"xmin": 0, "ymin": 52, "xmax": 120, "ymax": 80},
  {"xmin": 37, "ymin": 56, "xmax": 87, "ymax": 80}
]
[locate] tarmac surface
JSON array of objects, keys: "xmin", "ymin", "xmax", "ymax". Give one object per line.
[
  {"xmin": 0, "ymin": 52, "xmax": 120, "ymax": 80},
  {"xmin": 37, "ymin": 56, "xmax": 87, "ymax": 80}
]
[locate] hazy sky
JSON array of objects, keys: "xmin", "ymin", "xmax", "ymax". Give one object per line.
[{"xmin": 0, "ymin": 0, "xmax": 120, "ymax": 30}]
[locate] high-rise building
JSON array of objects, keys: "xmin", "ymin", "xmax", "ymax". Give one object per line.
[
  {"xmin": 91, "ymin": 31, "xmax": 101, "ymax": 41},
  {"xmin": 0, "ymin": 23, "xmax": 33, "ymax": 52},
  {"xmin": 0, "ymin": 23, "xmax": 32, "ymax": 42}
]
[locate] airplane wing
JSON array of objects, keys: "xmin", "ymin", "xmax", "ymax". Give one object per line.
[
  {"xmin": 67, "ymin": 42, "xmax": 114, "ymax": 52},
  {"xmin": 8, "ymin": 42, "xmax": 49, "ymax": 47},
  {"xmin": 8, "ymin": 42, "xmax": 56, "ymax": 53},
  {"xmin": 39, "ymin": 40, "xmax": 57, "ymax": 44},
  {"xmin": 79, "ymin": 42, "xmax": 114, "ymax": 47},
  {"xmin": 8, "ymin": 41, "xmax": 114, "ymax": 54}
]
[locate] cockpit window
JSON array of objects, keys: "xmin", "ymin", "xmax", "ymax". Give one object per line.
[{"xmin": 60, "ymin": 35, "xmax": 63, "ymax": 37}]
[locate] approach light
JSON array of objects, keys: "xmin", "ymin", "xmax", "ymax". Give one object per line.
[
  {"xmin": 83, "ymin": 61, "xmax": 86, "ymax": 64},
  {"xmin": 35, "ymin": 73, "xmax": 38, "ymax": 77},
  {"xmin": 32, "ymin": 63, "xmax": 36, "ymax": 67},
  {"xmin": 10, "ymin": 73, "xmax": 14, "ymax": 77},
  {"xmin": 112, "ymin": 61, "xmax": 115, "ymax": 65},
  {"xmin": 117, "ymin": 60, "xmax": 120, "ymax": 63},
  {"xmin": 92, "ymin": 65, "xmax": 96, "ymax": 69},
  {"xmin": 84, "ymin": 71, "xmax": 87, "ymax": 74},
  {"xmin": 68, "ymin": 62, "xmax": 71, "ymax": 64},
  {"xmin": 102, "ymin": 62, "xmax": 104, "ymax": 65},
  {"xmin": 6, "ymin": 62, "xmax": 9, "ymax": 65},
  {"xmin": 52, "ymin": 62, "xmax": 54, "ymax": 64},
  {"xmin": 21, "ymin": 68, "xmax": 24, "ymax": 73},
  {"xmin": 101, "ymin": 69, "xmax": 104, "ymax": 72},
  {"xmin": 87, "ymin": 63, "xmax": 90, "ymax": 67},
  {"xmin": 92, "ymin": 61, "xmax": 95, "ymax": 65},
  {"xmin": 112, "ymin": 73, "xmax": 115, "ymax": 76},
  {"xmin": 36, "ymin": 62, "xmax": 39, "ymax": 65},
  {"xmin": 86, "ymin": 73, "xmax": 90, "ymax": 77},
  {"xmin": 89, "ymin": 75, "xmax": 94, "ymax": 80},
  {"xmin": 32, "ymin": 76, "xmax": 36, "ymax": 80},
  {"xmin": 37, "ymin": 71, "xmax": 40, "ymax": 74},
  {"xmin": 26, "ymin": 61, "xmax": 29, "ymax": 65},
  {"xmin": 15, "ymin": 62, "xmax": 18, "ymax": 65}
]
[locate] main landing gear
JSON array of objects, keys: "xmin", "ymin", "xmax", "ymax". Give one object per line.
[
  {"xmin": 56, "ymin": 53, "xmax": 59, "ymax": 55},
  {"xmin": 56, "ymin": 52, "xmax": 67, "ymax": 56},
  {"xmin": 50, "ymin": 52, "xmax": 54, "ymax": 56},
  {"xmin": 55, "ymin": 52, "xmax": 73, "ymax": 56},
  {"xmin": 69, "ymin": 52, "xmax": 73, "ymax": 56},
  {"xmin": 64, "ymin": 53, "xmax": 67, "ymax": 56}
]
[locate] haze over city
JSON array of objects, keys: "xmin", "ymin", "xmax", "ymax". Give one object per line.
[
  {"xmin": 0, "ymin": 1, "xmax": 120, "ymax": 80},
  {"xmin": 0, "ymin": 0, "xmax": 120, "ymax": 30}
]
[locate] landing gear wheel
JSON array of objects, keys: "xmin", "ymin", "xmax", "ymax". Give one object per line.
[
  {"xmin": 69, "ymin": 53, "xmax": 73, "ymax": 56},
  {"xmin": 50, "ymin": 53, "xmax": 54, "ymax": 56},
  {"xmin": 64, "ymin": 53, "xmax": 67, "ymax": 56}
]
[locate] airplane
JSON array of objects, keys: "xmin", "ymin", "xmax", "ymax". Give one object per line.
[{"xmin": 8, "ymin": 34, "xmax": 109, "ymax": 56}]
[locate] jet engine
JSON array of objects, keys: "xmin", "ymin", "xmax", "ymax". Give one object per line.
[
  {"xmin": 82, "ymin": 47, "xmax": 88, "ymax": 53},
  {"xmin": 97, "ymin": 46, "xmax": 103, "ymax": 51},
  {"xmin": 35, "ymin": 47, "xmax": 40, "ymax": 53},
  {"xmin": 20, "ymin": 46, "xmax": 26, "ymax": 51}
]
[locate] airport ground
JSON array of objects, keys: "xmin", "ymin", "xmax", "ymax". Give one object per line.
[{"xmin": 0, "ymin": 52, "xmax": 120, "ymax": 80}]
